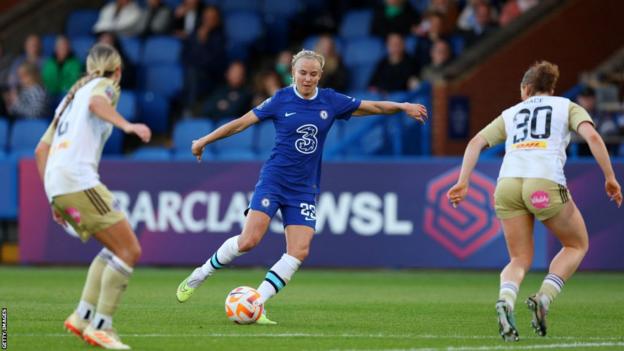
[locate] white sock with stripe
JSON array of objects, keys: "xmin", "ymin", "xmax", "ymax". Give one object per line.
[
  {"xmin": 539, "ymin": 273, "xmax": 565, "ymax": 307},
  {"xmin": 189, "ymin": 235, "xmax": 243, "ymax": 287},
  {"xmin": 499, "ymin": 281, "xmax": 519, "ymax": 310},
  {"xmin": 257, "ymin": 254, "xmax": 302, "ymax": 305}
]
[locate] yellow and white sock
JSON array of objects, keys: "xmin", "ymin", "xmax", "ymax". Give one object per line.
[
  {"xmin": 538, "ymin": 273, "xmax": 564, "ymax": 307},
  {"xmin": 93, "ymin": 254, "xmax": 132, "ymax": 330},
  {"xmin": 499, "ymin": 281, "xmax": 519, "ymax": 310},
  {"xmin": 76, "ymin": 249, "xmax": 112, "ymax": 321}
]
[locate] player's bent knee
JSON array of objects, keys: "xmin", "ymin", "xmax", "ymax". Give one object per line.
[
  {"xmin": 288, "ymin": 247, "xmax": 310, "ymax": 261},
  {"xmin": 238, "ymin": 235, "xmax": 261, "ymax": 252}
]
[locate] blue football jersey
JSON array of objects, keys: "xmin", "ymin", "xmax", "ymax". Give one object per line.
[{"xmin": 252, "ymin": 86, "xmax": 361, "ymax": 194}]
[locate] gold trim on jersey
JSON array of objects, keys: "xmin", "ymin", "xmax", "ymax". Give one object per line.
[{"xmin": 511, "ymin": 141, "xmax": 547, "ymax": 150}]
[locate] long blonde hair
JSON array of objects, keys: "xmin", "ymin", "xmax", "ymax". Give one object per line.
[{"xmin": 54, "ymin": 43, "xmax": 122, "ymax": 126}]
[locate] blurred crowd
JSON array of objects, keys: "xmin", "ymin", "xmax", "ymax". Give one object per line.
[{"xmin": 0, "ymin": 0, "xmax": 543, "ymax": 125}]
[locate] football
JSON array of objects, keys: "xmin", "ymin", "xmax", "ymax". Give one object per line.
[{"xmin": 225, "ymin": 286, "xmax": 264, "ymax": 324}]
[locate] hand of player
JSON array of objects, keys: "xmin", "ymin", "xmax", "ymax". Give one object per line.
[
  {"xmin": 191, "ymin": 139, "xmax": 206, "ymax": 162},
  {"xmin": 447, "ymin": 182, "xmax": 468, "ymax": 208},
  {"xmin": 52, "ymin": 209, "xmax": 66, "ymax": 226},
  {"xmin": 403, "ymin": 103, "xmax": 428, "ymax": 124},
  {"xmin": 126, "ymin": 123, "xmax": 152, "ymax": 143},
  {"xmin": 605, "ymin": 176, "xmax": 622, "ymax": 208}
]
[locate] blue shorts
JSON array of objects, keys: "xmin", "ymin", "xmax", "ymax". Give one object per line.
[{"xmin": 248, "ymin": 184, "xmax": 317, "ymax": 230}]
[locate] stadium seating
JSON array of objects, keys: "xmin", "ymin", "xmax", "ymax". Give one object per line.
[
  {"xmin": 263, "ymin": 0, "xmax": 302, "ymax": 19},
  {"xmin": 119, "ymin": 37, "xmax": 142, "ymax": 65},
  {"xmin": 0, "ymin": 118, "xmax": 8, "ymax": 152},
  {"xmin": 142, "ymin": 36, "xmax": 181, "ymax": 65},
  {"xmin": 220, "ymin": 0, "xmax": 262, "ymax": 13},
  {"xmin": 343, "ymin": 37, "xmax": 385, "ymax": 91},
  {"xmin": 255, "ymin": 120, "xmax": 276, "ymax": 159},
  {"xmin": 322, "ymin": 121, "xmax": 345, "ymax": 160},
  {"xmin": 338, "ymin": 9, "xmax": 373, "ymax": 39},
  {"xmin": 42, "ymin": 34, "xmax": 57, "ymax": 57},
  {"xmin": 224, "ymin": 11, "xmax": 263, "ymax": 59},
  {"xmin": 143, "ymin": 64, "xmax": 183, "ymax": 98},
  {"xmin": 129, "ymin": 146, "xmax": 172, "ymax": 161},
  {"xmin": 137, "ymin": 91, "xmax": 170, "ymax": 134},
  {"xmin": 9, "ymin": 119, "xmax": 49, "ymax": 154},
  {"xmin": 103, "ymin": 128, "xmax": 124, "ymax": 155},
  {"xmin": 118, "ymin": 90, "xmax": 137, "ymax": 122},
  {"xmin": 301, "ymin": 35, "xmax": 344, "ymax": 55},
  {"xmin": 212, "ymin": 118, "xmax": 257, "ymax": 160},
  {"xmin": 65, "ymin": 10, "xmax": 99, "ymax": 37},
  {"xmin": 172, "ymin": 119, "xmax": 214, "ymax": 160},
  {"xmin": 0, "ymin": 159, "xmax": 17, "ymax": 218},
  {"xmin": 71, "ymin": 36, "xmax": 96, "ymax": 61}
]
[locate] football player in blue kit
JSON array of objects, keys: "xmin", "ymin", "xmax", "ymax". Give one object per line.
[{"xmin": 176, "ymin": 49, "xmax": 427, "ymax": 324}]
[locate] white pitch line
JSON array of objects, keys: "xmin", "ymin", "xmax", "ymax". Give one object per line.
[
  {"xmin": 334, "ymin": 342, "xmax": 624, "ymax": 351},
  {"xmin": 10, "ymin": 332, "xmax": 624, "ymax": 342}
]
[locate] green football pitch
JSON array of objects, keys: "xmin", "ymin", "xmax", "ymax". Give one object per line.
[{"xmin": 1, "ymin": 267, "xmax": 623, "ymax": 350}]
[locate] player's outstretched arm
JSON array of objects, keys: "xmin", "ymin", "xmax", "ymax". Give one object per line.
[
  {"xmin": 191, "ymin": 110, "xmax": 260, "ymax": 162},
  {"xmin": 447, "ymin": 134, "xmax": 489, "ymax": 207},
  {"xmin": 89, "ymin": 96, "xmax": 151, "ymax": 143},
  {"xmin": 353, "ymin": 100, "xmax": 427, "ymax": 123},
  {"xmin": 577, "ymin": 121, "xmax": 622, "ymax": 207}
]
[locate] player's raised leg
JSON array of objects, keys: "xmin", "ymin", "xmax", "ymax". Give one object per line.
[
  {"xmin": 176, "ymin": 210, "xmax": 271, "ymax": 302},
  {"xmin": 82, "ymin": 219, "xmax": 141, "ymax": 350},
  {"xmin": 255, "ymin": 224, "xmax": 311, "ymax": 325},
  {"xmin": 64, "ymin": 248, "xmax": 113, "ymax": 338},
  {"xmin": 497, "ymin": 214, "xmax": 534, "ymax": 341},
  {"xmin": 528, "ymin": 199, "xmax": 588, "ymax": 336}
]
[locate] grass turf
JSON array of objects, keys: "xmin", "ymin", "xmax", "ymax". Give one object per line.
[{"xmin": 1, "ymin": 267, "xmax": 623, "ymax": 350}]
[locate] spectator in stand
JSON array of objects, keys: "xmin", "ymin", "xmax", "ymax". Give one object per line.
[
  {"xmin": 575, "ymin": 86, "xmax": 619, "ymax": 155},
  {"xmin": 371, "ymin": 0, "xmax": 420, "ymax": 38},
  {"xmin": 7, "ymin": 34, "xmax": 43, "ymax": 90},
  {"xmin": 369, "ymin": 33, "xmax": 417, "ymax": 94},
  {"xmin": 314, "ymin": 34, "xmax": 349, "ymax": 91},
  {"xmin": 499, "ymin": 0, "xmax": 538, "ymax": 27},
  {"xmin": 251, "ymin": 70, "xmax": 283, "ymax": 107},
  {"xmin": 413, "ymin": 11, "xmax": 447, "ymax": 69},
  {"xmin": 275, "ymin": 50, "xmax": 294, "ymax": 86},
  {"xmin": 202, "ymin": 61, "xmax": 252, "ymax": 120},
  {"xmin": 462, "ymin": 1, "xmax": 499, "ymax": 47},
  {"xmin": 172, "ymin": 0, "xmax": 204, "ymax": 39},
  {"xmin": 426, "ymin": 0, "xmax": 459, "ymax": 36},
  {"xmin": 3, "ymin": 62, "xmax": 48, "ymax": 119},
  {"xmin": 93, "ymin": 0, "xmax": 142, "ymax": 36},
  {"xmin": 132, "ymin": 0, "xmax": 172, "ymax": 37},
  {"xmin": 41, "ymin": 35, "xmax": 82, "ymax": 96},
  {"xmin": 420, "ymin": 39, "xmax": 452, "ymax": 80},
  {"xmin": 182, "ymin": 5, "xmax": 226, "ymax": 113},
  {"xmin": 97, "ymin": 32, "xmax": 137, "ymax": 89}
]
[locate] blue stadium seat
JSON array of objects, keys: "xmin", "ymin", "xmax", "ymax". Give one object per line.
[
  {"xmin": 322, "ymin": 121, "xmax": 345, "ymax": 160},
  {"xmin": 66, "ymin": 10, "xmax": 99, "ymax": 37},
  {"xmin": 449, "ymin": 34, "xmax": 465, "ymax": 56},
  {"xmin": 302, "ymin": 35, "xmax": 344, "ymax": 55},
  {"xmin": 118, "ymin": 90, "xmax": 137, "ymax": 122},
  {"xmin": 71, "ymin": 36, "xmax": 96, "ymax": 62},
  {"xmin": 0, "ymin": 118, "xmax": 8, "ymax": 152},
  {"xmin": 119, "ymin": 37, "xmax": 142, "ymax": 65},
  {"xmin": 137, "ymin": 91, "xmax": 169, "ymax": 134},
  {"xmin": 42, "ymin": 34, "xmax": 57, "ymax": 57},
  {"xmin": 0, "ymin": 158, "xmax": 18, "ymax": 219},
  {"xmin": 347, "ymin": 90, "xmax": 382, "ymax": 102},
  {"xmin": 405, "ymin": 35, "xmax": 418, "ymax": 55},
  {"xmin": 143, "ymin": 64, "xmax": 183, "ymax": 98},
  {"xmin": 264, "ymin": 0, "xmax": 301, "ymax": 18},
  {"xmin": 338, "ymin": 9, "xmax": 373, "ymax": 39},
  {"xmin": 224, "ymin": 12, "xmax": 263, "ymax": 44},
  {"xmin": 342, "ymin": 116, "xmax": 388, "ymax": 157},
  {"xmin": 343, "ymin": 37, "xmax": 385, "ymax": 91},
  {"xmin": 9, "ymin": 119, "xmax": 49, "ymax": 154},
  {"xmin": 103, "ymin": 128, "xmax": 124, "ymax": 155},
  {"xmin": 255, "ymin": 120, "xmax": 276, "ymax": 159},
  {"xmin": 142, "ymin": 36, "xmax": 181, "ymax": 65},
  {"xmin": 172, "ymin": 119, "xmax": 214, "ymax": 159},
  {"xmin": 213, "ymin": 118, "xmax": 257, "ymax": 160},
  {"xmin": 129, "ymin": 146, "xmax": 171, "ymax": 161},
  {"xmin": 220, "ymin": 0, "xmax": 261, "ymax": 13}
]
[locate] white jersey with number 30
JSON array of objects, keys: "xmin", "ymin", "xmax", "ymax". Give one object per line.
[{"xmin": 499, "ymin": 96, "xmax": 572, "ymax": 185}]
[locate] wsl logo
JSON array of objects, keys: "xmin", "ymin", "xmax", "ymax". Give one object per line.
[{"xmin": 423, "ymin": 167, "xmax": 501, "ymax": 259}]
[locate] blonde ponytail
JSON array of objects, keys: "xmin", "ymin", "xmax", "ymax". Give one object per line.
[{"xmin": 53, "ymin": 43, "xmax": 122, "ymax": 126}]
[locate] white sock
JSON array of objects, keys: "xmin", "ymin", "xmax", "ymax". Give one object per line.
[
  {"xmin": 76, "ymin": 300, "xmax": 95, "ymax": 321},
  {"xmin": 189, "ymin": 235, "xmax": 243, "ymax": 287},
  {"xmin": 92, "ymin": 312, "xmax": 113, "ymax": 330},
  {"xmin": 499, "ymin": 281, "xmax": 519, "ymax": 310},
  {"xmin": 257, "ymin": 254, "xmax": 302, "ymax": 304}
]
